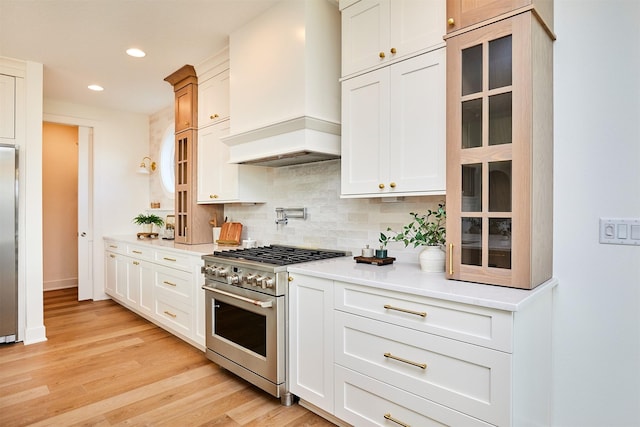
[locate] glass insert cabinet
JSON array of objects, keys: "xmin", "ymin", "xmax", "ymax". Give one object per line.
[{"xmin": 445, "ymin": 11, "xmax": 554, "ymax": 289}]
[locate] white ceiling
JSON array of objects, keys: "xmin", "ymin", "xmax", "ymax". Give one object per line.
[{"xmin": 0, "ymin": 0, "xmax": 280, "ymax": 115}]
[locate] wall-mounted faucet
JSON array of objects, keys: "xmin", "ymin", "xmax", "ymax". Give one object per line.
[{"xmin": 275, "ymin": 207, "xmax": 307, "ymax": 226}]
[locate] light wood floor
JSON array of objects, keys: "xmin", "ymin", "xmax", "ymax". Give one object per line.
[{"xmin": 0, "ymin": 288, "xmax": 336, "ymax": 426}]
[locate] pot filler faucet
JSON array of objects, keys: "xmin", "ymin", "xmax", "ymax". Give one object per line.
[{"xmin": 275, "ymin": 207, "xmax": 307, "ymax": 226}]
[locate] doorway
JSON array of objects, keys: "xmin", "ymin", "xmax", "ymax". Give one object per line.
[{"xmin": 42, "ymin": 122, "xmax": 92, "ymax": 300}]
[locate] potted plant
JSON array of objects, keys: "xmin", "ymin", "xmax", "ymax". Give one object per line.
[
  {"xmin": 379, "ymin": 203, "xmax": 446, "ymax": 272},
  {"xmin": 133, "ymin": 213, "xmax": 164, "ymax": 234}
]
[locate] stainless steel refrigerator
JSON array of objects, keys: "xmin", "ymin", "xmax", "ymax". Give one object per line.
[{"xmin": 0, "ymin": 144, "xmax": 18, "ymax": 343}]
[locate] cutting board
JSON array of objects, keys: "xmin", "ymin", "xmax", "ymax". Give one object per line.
[{"xmin": 217, "ymin": 222, "xmax": 242, "ymax": 246}]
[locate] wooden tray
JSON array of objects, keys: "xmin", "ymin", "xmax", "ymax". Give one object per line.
[
  {"xmin": 354, "ymin": 256, "xmax": 396, "ymax": 266},
  {"xmin": 137, "ymin": 232, "xmax": 159, "ymax": 239}
]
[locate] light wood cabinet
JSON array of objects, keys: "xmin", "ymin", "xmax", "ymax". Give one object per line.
[
  {"xmin": 341, "ymin": 49, "xmax": 446, "ymax": 197},
  {"xmin": 288, "ymin": 274, "xmax": 334, "ymax": 413},
  {"xmin": 445, "ymin": 0, "xmax": 554, "ymax": 35},
  {"xmin": 340, "ymin": 0, "xmax": 445, "ymax": 78},
  {"xmin": 445, "ymin": 12, "xmax": 553, "ymax": 289},
  {"xmin": 165, "ymin": 65, "xmax": 223, "ymax": 244},
  {"xmin": 104, "ymin": 238, "xmax": 206, "ymax": 350}
]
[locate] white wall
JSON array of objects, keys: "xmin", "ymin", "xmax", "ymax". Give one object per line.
[
  {"xmin": 43, "ymin": 100, "xmax": 150, "ymax": 301},
  {"xmin": 553, "ymin": 1, "xmax": 640, "ymax": 425}
]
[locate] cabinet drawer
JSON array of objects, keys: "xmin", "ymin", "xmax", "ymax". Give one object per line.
[
  {"xmin": 104, "ymin": 240, "xmax": 126, "ymax": 255},
  {"xmin": 335, "ymin": 311, "xmax": 510, "ymax": 426},
  {"xmin": 126, "ymin": 244, "xmax": 154, "ymax": 261},
  {"xmin": 155, "ymin": 290, "xmax": 192, "ymax": 335},
  {"xmin": 335, "ymin": 365, "xmax": 492, "ymax": 427},
  {"xmin": 335, "ymin": 281, "xmax": 512, "ymax": 351},
  {"xmin": 154, "ymin": 266, "xmax": 192, "ymax": 302},
  {"xmin": 154, "ymin": 249, "xmax": 195, "ymax": 271}
]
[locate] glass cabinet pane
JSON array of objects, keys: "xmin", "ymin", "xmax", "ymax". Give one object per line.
[
  {"xmin": 461, "ymin": 217, "xmax": 482, "ymax": 266},
  {"xmin": 462, "ymin": 163, "xmax": 482, "ymax": 212},
  {"xmin": 488, "ymin": 92, "xmax": 512, "ymax": 146},
  {"xmin": 462, "ymin": 98, "xmax": 482, "ymax": 148},
  {"xmin": 462, "ymin": 44, "xmax": 482, "ymax": 95},
  {"xmin": 489, "ymin": 36, "xmax": 512, "ymax": 89},
  {"xmin": 489, "ymin": 161, "xmax": 512, "ymax": 212},
  {"xmin": 488, "ymin": 218, "xmax": 511, "ymax": 269}
]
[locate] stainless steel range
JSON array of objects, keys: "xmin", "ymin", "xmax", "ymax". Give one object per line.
[{"xmin": 201, "ymin": 245, "xmax": 349, "ymax": 405}]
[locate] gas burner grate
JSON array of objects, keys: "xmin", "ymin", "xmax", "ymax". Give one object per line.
[{"xmin": 212, "ymin": 245, "xmax": 348, "ymax": 266}]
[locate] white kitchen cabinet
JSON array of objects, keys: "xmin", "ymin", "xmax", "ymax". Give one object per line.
[
  {"xmin": 104, "ymin": 238, "xmax": 206, "ymax": 350},
  {"xmin": 341, "ymin": 48, "xmax": 446, "ymax": 197},
  {"xmin": 197, "ymin": 67, "xmax": 229, "ymax": 128},
  {"xmin": 288, "ymin": 274, "xmax": 335, "ymax": 414},
  {"xmin": 196, "ymin": 120, "xmax": 268, "ymax": 204},
  {"xmin": 0, "ymin": 74, "xmax": 15, "ymax": 139},
  {"xmin": 340, "ymin": 0, "xmax": 445, "ymax": 78}
]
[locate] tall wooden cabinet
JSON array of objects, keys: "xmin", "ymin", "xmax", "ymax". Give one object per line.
[
  {"xmin": 164, "ymin": 65, "xmax": 223, "ymax": 244},
  {"xmin": 445, "ymin": 8, "xmax": 554, "ymax": 289}
]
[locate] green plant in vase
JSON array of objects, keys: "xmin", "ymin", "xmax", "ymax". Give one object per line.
[{"xmin": 133, "ymin": 213, "xmax": 164, "ymax": 234}]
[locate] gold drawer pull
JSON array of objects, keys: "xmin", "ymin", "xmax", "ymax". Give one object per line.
[
  {"xmin": 133, "ymin": 261, "xmax": 140, "ymax": 266},
  {"xmin": 384, "ymin": 352, "xmax": 427, "ymax": 370},
  {"xmin": 109, "ymin": 245, "xmax": 118, "ymax": 248},
  {"xmin": 210, "ymin": 113, "xmax": 219, "ymax": 120},
  {"xmin": 163, "ymin": 310, "xmax": 177, "ymax": 318},
  {"xmin": 132, "ymin": 250, "xmax": 142, "ymax": 254},
  {"xmin": 384, "ymin": 304, "xmax": 426, "ymax": 318},
  {"xmin": 163, "ymin": 281, "xmax": 177, "ymax": 287},
  {"xmin": 109, "ymin": 254, "xmax": 116, "ymax": 258},
  {"xmin": 163, "ymin": 257, "xmax": 177, "ymax": 262},
  {"xmin": 384, "ymin": 413, "xmax": 411, "ymax": 427}
]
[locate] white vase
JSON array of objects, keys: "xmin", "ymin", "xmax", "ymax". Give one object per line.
[
  {"xmin": 419, "ymin": 246, "xmax": 445, "ymax": 272},
  {"xmin": 142, "ymin": 223, "xmax": 153, "ymax": 234}
]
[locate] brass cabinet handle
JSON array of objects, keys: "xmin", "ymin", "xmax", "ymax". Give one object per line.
[
  {"xmin": 133, "ymin": 261, "xmax": 139, "ymax": 266},
  {"xmin": 209, "ymin": 113, "xmax": 219, "ymax": 120},
  {"xmin": 209, "ymin": 194, "xmax": 219, "ymax": 199},
  {"xmin": 109, "ymin": 245, "xmax": 118, "ymax": 248},
  {"xmin": 447, "ymin": 17, "xmax": 455, "ymax": 26},
  {"xmin": 384, "ymin": 413, "xmax": 411, "ymax": 427},
  {"xmin": 132, "ymin": 250, "xmax": 142, "ymax": 254},
  {"xmin": 389, "ymin": 182, "xmax": 396, "ymax": 188},
  {"xmin": 288, "ymin": 276, "xmax": 294, "ymax": 282},
  {"xmin": 163, "ymin": 280, "xmax": 177, "ymax": 287},
  {"xmin": 109, "ymin": 254, "xmax": 116, "ymax": 258},
  {"xmin": 384, "ymin": 304, "xmax": 426, "ymax": 318},
  {"xmin": 384, "ymin": 352, "xmax": 427, "ymax": 370},
  {"xmin": 390, "ymin": 47, "xmax": 397, "ymax": 54},
  {"xmin": 163, "ymin": 310, "xmax": 177, "ymax": 318},
  {"xmin": 379, "ymin": 51, "xmax": 385, "ymax": 58},
  {"xmin": 448, "ymin": 243, "xmax": 454, "ymax": 275},
  {"xmin": 379, "ymin": 183, "xmax": 385, "ymax": 189},
  {"xmin": 163, "ymin": 257, "xmax": 177, "ymax": 262}
]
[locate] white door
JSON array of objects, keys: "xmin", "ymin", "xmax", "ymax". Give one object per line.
[{"xmin": 77, "ymin": 126, "xmax": 93, "ymax": 300}]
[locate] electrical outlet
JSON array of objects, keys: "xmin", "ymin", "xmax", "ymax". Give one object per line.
[{"xmin": 599, "ymin": 218, "xmax": 640, "ymax": 245}]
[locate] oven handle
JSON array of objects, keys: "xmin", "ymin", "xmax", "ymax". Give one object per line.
[{"xmin": 202, "ymin": 285, "xmax": 273, "ymax": 309}]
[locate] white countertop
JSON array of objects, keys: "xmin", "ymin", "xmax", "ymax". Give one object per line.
[
  {"xmin": 104, "ymin": 235, "xmax": 240, "ymax": 257},
  {"xmin": 288, "ymin": 257, "xmax": 557, "ymax": 312}
]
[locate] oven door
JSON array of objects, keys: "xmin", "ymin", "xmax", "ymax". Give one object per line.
[{"xmin": 203, "ymin": 281, "xmax": 284, "ymax": 385}]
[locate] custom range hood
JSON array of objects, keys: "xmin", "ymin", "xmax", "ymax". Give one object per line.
[{"xmin": 221, "ymin": 0, "xmax": 341, "ymax": 167}]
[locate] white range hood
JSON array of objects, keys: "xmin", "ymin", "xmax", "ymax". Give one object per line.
[{"xmin": 222, "ymin": 0, "xmax": 341, "ymax": 167}]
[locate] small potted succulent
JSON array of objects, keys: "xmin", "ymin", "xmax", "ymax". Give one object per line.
[
  {"xmin": 133, "ymin": 213, "xmax": 164, "ymax": 234},
  {"xmin": 379, "ymin": 203, "xmax": 446, "ymax": 271}
]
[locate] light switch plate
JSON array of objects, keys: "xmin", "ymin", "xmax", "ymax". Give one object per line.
[{"xmin": 599, "ymin": 218, "xmax": 640, "ymax": 245}]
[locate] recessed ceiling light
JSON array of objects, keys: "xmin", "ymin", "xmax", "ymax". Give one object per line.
[
  {"xmin": 88, "ymin": 84, "xmax": 104, "ymax": 91},
  {"xmin": 126, "ymin": 48, "xmax": 146, "ymax": 58}
]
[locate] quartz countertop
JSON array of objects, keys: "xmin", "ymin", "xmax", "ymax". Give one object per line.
[
  {"xmin": 288, "ymin": 257, "xmax": 557, "ymax": 312},
  {"xmin": 104, "ymin": 235, "xmax": 240, "ymax": 257}
]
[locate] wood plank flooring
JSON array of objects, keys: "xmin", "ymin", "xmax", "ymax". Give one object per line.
[{"xmin": 0, "ymin": 288, "xmax": 336, "ymax": 426}]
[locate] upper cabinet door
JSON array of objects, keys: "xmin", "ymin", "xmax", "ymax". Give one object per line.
[
  {"xmin": 341, "ymin": 0, "xmax": 445, "ymax": 78},
  {"xmin": 197, "ymin": 68, "xmax": 230, "ymax": 128},
  {"xmin": 175, "ymin": 84, "xmax": 196, "ymax": 133}
]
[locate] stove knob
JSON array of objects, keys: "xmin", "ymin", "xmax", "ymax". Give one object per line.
[
  {"xmin": 217, "ymin": 267, "xmax": 229, "ymax": 278},
  {"xmin": 227, "ymin": 274, "xmax": 240, "ymax": 285},
  {"xmin": 263, "ymin": 277, "xmax": 274, "ymax": 289},
  {"xmin": 204, "ymin": 266, "xmax": 216, "ymax": 275},
  {"xmin": 245, "ymin": 274, "xmax": 257, "ymax": 284},
  {"xmin": 254, "ymin": 275, "xmax": 263, "ymax": 286}
]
